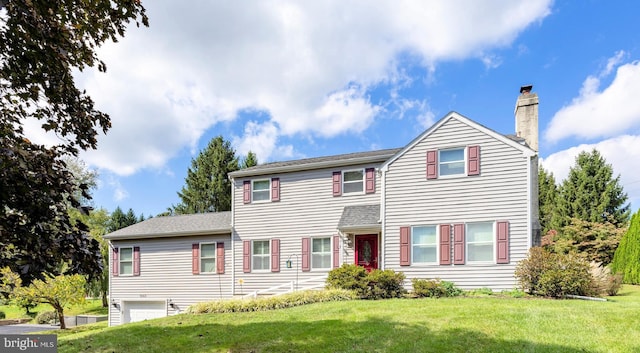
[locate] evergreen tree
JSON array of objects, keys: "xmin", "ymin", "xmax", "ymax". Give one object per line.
[
  {"xmin": 538, "ymin": 166, "xmax": 558, "ymax": 235},
  {"xmin": 107, "ymin": 207, "xmax": 139, "ymax": 233},
  {"xmin": 552, "ymin": 149, "xmax": 630, "ymax": 230},
  {"xmin": 611, "ymin": 209, "xmax": 640, "ymax": 284},
  {"xmin": 241, "ymin": 151, "xmax": 259, "ymax": 169},
  {"xmin": 173, "ymin": 136, "xmax": 239, "ymax": 214}
]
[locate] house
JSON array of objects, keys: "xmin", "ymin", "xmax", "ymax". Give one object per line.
[{"xmin": 105, "ymin": 86, "xmax": 540, "ymax": 326}]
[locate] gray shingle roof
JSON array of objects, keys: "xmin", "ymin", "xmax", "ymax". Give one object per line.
[
  {"xmin": 229, "ymin": 148, "xmax": 402, "ymax": 178},
  {"xmin": 104, "ymin": 212, "xmax": 231, "ymax": 240},
  {"xmin": 338, "ymin": 204, "xmax": 381, "ymax": 230}
]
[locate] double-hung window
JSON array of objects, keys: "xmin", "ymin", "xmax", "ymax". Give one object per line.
[
  {"xmin": 343, "ymin": 170, "xmax": 364, "ymax": 194},
  {"xmin": 466, "ymin": 222, "xmax": 494, "ymax": 262},
  {"xmin": 200, "ymin": 243, "xmax": 217, "ymax": 273},
  {"xmin": 252, "ymin": 240, "xmax": 270, "ymax": 271},
  {"xmin": 412, "ymin": 226, "xmax": 437, "ymax": 263},
  {"xmin": 252, "ymin": 180, "xmax": 270, "ymax": 202},
  {"xmin": 119, "ymin": 247, "xmax": 133, "ymax": 275},
  {"xmin": 311, "ymin": 238, "xmax": 331, "ymax": 269},
  {"xmin": 439, "ymin": 148, "xmax": 465, "ymax": 176}
]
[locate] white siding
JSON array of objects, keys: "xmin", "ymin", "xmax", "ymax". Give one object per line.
[
  {"xmin": 233, "ymin": 164, "xmax": 382, "ymax": 294},
  {"xmin": 109, "ymin": 234, "xmax": 232, "ymax": 326},
  {"xmin": 384, "ymin": 117, "xmax": 532, "ymax": 290}
]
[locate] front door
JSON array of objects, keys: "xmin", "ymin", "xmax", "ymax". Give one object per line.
[{"xmin": 355, "ymin": 234, "xmax": 378, "ymax": 271}]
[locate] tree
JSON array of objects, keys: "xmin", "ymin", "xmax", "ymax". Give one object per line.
[
  {"xmin": 1, "ymin": 267, "xmax": 86, "ymax": 329},
  {"xmin": 241, "ymin": 151, "xmax": 258, "ymax": 169},
  {"xmin": 1, "ymin": 1, "xmax": 148, "ymax": 284},
  {"xmin": 173, "ymin": 136, "xmax": 239, "ymax": 214},
  {"xmin": 62, "ymin": 156, "xmax": 99, "ymax": 206},
  {"xmin": 611, "ymin": 209, "xmax": 640, "ymax": 284},
  {"xmin": 552, "ymin": 149, "xmax": 630, "ymax": 230},
  {"xmin": 107, "ymin": 206, "xmax": 139, "ymax": 233},
  {"xmin": 538, "ymin": 166, "xmax": 558, "ymax": 235}
]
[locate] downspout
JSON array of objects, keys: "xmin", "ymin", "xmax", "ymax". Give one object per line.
[
  {"xmin": 229, "ymin": 176, "xmax": 236, "ymax": 296},
  {"xmin": 108, "ymin": 240, "xmax": 114, "ymax": 327},
  {"xmin": 526, "ymin": 155, "xmax": 532, "ymax": 249},
  {"xmin": 379, "ymin": 166, "xmax": 387, "ymax": 270}
]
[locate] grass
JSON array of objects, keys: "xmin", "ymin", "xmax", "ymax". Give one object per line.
[
  {"xmin": 50, "ymin": 285, "xmax": 640, "ymax": 353},
  {"xmin": 0, "ymin": 299, "xmax": 107, "ymax": 321}
]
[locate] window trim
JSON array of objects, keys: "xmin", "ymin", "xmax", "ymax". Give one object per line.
[
  {"xmin": 251, "ymin": 179, "xmax": 271, "ymax": 203},
  {"xmin": 199, "ymin": 242, "xmax": 217, "ymax": 274},
  {"xmin": 438, "ymin": 147, "xmax": 466, "ymax": 177},
  {"xmin": 411, "ymin": 225, "xmax": 438, "ymax": 264},
  {"xmin": 466, "ymin": 222, "xmax": 495, "ymax": 264},
  {"xmin": 342, "ymin": 169, "xmax": 365, "ymax": 195},
  {"xmin": 119, "ymin": 247, "xmax": 134, "ymax": 276},
  {"xmin": 311, "ymin": 237, "xmax": 332, "ymax": 270},
  {"xmin": 252, "ymin": 240, "xmax": 271, "ymax": 271}
]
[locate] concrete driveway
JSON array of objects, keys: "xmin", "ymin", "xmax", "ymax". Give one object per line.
[{"xmin": 0, "ymin": 324, "xmax": 59, "ymax": 334}]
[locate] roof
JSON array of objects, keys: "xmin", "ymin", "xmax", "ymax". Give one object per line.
[
  {"xmin": 338, "ymin": 204, "xmax": 381, "ymax": 231},
  {"xmin": 104, "ymin": 212, "xmax": 231, "ymax": 240},
  {"xmin": 229, "ymin": 148, "xmax": 402, "ymax": 178}
]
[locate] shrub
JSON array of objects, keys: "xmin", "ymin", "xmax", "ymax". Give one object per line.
[
  {"xmin": 501, "ymin": 288, "xmax": 526, "ymax": 298},
  {"xmin": 35, "ymin": 310, "xmax": 57, "ymax": 324},
  {"xmin": 469, "ymin": 287, "xmax": 494, "ymax": 296},
  {"xmin": 591, "ymin": 263, "xmax": 623, "ymax": 296},
  {"xmin": 515, "ymin": 247, "xmax": 555, "ymax": 294},
  {"xmin": 326, "ymin": 264, "xmax": 368, "ymax": 293},
  {"xmin": 412, "ymin": 278, "xmax": 462, "ymax": 298},
  {"xmin": 364, "ymin": 269, "xmax": 406, "ymax": 299},
  {"xmin": 0, "ymin": 311, "xmax": 5, "ymax": 319}
]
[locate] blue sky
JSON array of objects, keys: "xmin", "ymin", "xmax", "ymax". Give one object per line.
[{"xmin": 26, "ymin": 1, "xmax": 640, "ymax": 217}]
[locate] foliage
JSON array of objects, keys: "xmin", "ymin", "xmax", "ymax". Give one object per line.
[
  {"xmin": 1, "ymin": 267, "xmax": 86, "ymax": 329},
  {"xmin": 0, "ymin": 310, "xmax": 5, "ymax": 319},
  {"xmin": 543, "ymin": 218, "xmax": 625, "ymax": 266},
  {"xmin": 187, "ymin": 289, "xmax": 356, "ymax": 314},
  {"xmin": 468, "ymin": 287, "xmax": 494, "ymax": 296},
  {"xmin": 326, "ymin": 265, "xmax": 406, "ymax": 299},
  {"xmin": 411, "ymin": 278, "xmax": 463, "ymax": 298},
  {"xmin": 35, "ymin": 310, "xmax": 58, "ymax": 324},
  {"xmin": 538, "ymin": 166, "xmax": 558, "ymax": 235},
  {"xmin": 173, "ymin": 136, "xmax": 239, "ymax": 214},
  {"xmin": 326, "ymin": 264, "xmax": 369, "ymax": 293},
  {"xmin": 590, "ymin": 263, "xmax": 623, "ymax": 296},
  {"xmin": 0, "ymin": 0, "xmax": 147, "ymax": 285},
  {"xmin": 241, "ymin": 151, "xmax": 259, "ymax": 169},
  {"xmin": 107, "ymin": 206, "xmax": 139, "ymax": 233},
  {"xmin": 611, "ymin": 209, "xmax": 640, "ymax": 284},
  {"xmin": 552, "ymin": 149, "xmax": 629, "ymax": 230}
]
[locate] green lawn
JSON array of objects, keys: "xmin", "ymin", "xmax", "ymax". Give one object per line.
[
  {"xmin": 0, "ymin": 299, "xmax": 107, "ymax": 320},
  {"xmin": 54, "ymin": 286, "xmax": 640, "ymax": 353}
]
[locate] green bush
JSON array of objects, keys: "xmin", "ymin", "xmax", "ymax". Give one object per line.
[
  {"xmin": 327, "ymin": 265, "xmax": 406, "ymax": 299},
  {"xmin": 590, "ymin": 263, "xmax": 623, "ymax": 296},
  {"xmin": 501, "ymin": 288, "xmax": 526, "ymax": 298},
  {"xmin": 35, "ymin": 310, "xmax": 57, "ymax": 324},
  {"xmin": 469, "ymin": 287, "xmax": 494, "ymax": 296},
  {"xmin": 412, "ymin": 278, "xmax": 462, "ymax": 298},
  {"xmin": 186, "ymin": 289, "xmax": 356, "ymax": 314},
  {"xmin": 326, "ymin": 264, "xmax": 368, "ymax": 293},
  {"xmin": 0, "ymin": 311, "xmax": 5, "ymax": 319}
]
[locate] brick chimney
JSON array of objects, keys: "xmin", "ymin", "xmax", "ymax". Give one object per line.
[{"xmin": 514, "ymin": 85, "xmax": 539, "ymax": 152}]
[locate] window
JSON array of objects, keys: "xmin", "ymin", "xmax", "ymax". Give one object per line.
[
  {"xmin": 439, "ymin": 148, "xmax": 465, "ymax": 176},
  {"xmin": 252, "ymin": 180, "xmax": 270, "ymax": 201},
  {"xmin": 343, "ymin": 170, "xmax": 364, "ymax": 194},
  {"xmin": 311, "ymin": 238, "xmax": 331, "ymax": 269},
  {"xmin": 119, "ymin": 247, "xmax": 133, "ymax": 275},
  {"xmin": 252, "ymin": 240, "xmax": 270, "ymax": 270},
  {"xmin": 467, "ymin": 222, "xmax": 494, "ymax": 262},
  {"xmin": 200, "ymin": 243, "xmax": 217, "ymax": 273},
  {"xmin": 412, "ymin": 226, "xmax": 437, "ymax": 263}
]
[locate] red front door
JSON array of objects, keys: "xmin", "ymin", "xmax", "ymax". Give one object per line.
[{"xmin": 355, "ymin": 235, "xmax": 378, "ymax": 271}]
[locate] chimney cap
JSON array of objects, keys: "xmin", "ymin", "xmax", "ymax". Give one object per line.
[{"xmin": 520, "ymin": 85, "xmax": 533, "ymax": 94}]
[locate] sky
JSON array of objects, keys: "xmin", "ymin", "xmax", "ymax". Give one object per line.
[{"xmin": 24, "ymin": 0, "xmax": 640, "ymax": 217}]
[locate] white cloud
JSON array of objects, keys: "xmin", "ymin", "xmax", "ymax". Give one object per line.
[
  {"xmin": 232, "ymin": 120, "xmax": 296, "ymax": 163},
  {"xmin": 68, "ymin": 0, "xmax": 552, "ymax": 174},
  {"xmin": 545, "ymin": 54, "xmax": 640, "ymax": 143}
]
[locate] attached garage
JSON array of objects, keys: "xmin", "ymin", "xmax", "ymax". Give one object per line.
[{"xmin": 122, "ymin": 300, "xmax": 167, "ymax": 324}]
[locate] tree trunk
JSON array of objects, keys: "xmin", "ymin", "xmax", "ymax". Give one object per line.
[
  {"xmin": 54, "ymin": 305, "xmax": 66, "ymax": 329},
  {"xmin": 101, "ymin": 289, "xmax": 108, "ymax": 307}
]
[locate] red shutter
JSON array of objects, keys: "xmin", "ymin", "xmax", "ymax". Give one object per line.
[
  {"xmin": 271, "ymin": 178, "xmax": 280, "ymax": 202},
  {"xmin": 243, "ymin": 240, "xmax": 251, "ymax": 273},
  {"xmin": 301, "ymin": 238, "xmax": 310, "ymax": 272},
  {"xmin": 426, "ymin": 150, "xmax": 438, "ymax": 179},
  {"xmin": 243, "ymin": 181, "xmax": 251, "ymax": 204},
  {"xmin": 496, "ymin": 221, "xmax": 510, "ymax": 264},
  {"xmin": 112, "ymin": 248, "xmax": 119, "ymax": 277},
  {"xmin": 400, "ymin": 226, "xmax": 410, "ymax": 266},
  {"xmin": 332, "ymin": 172, "xmax": 342, "ymax": 196},
  {"xmin": 332, "ymin": 235, "xmax": 340, "ymax": 268},
  {"xmin": 133, "ymin": 246, "xmax": 140, "ymax": 276},
  {"xmin": 468, "ymin": 145, "xmax": 480, "ymax": 176},
  {"xmin": 453, "ymin": 223, "xmax": 465, "ymax": 265},
  {"xmin": 216, "ymin": 242, "xmax": 225, "ymax": 274},
  {"xmin": 365, "ymin": 168, "xmax": 375, "ymax": 194},
  {"xmin": 439, "ymin": 224, "xmax": 451, "ymax": 265},
  {"xmin": 192, "ymin": 244, "xmax": 199, "ymax": 274},
  {"xmin": 271, "ymin": 239, "xmax": 280, "ymax": 272}
]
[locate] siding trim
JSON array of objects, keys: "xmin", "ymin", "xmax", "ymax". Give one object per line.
[
  {"xmin": 400, "ymin": 226, "xmax": 410, "ymax": 266},
  {"xmin": 439, "ymin": 224, "xmax": 451, "ymax": 265},
  {"xmin": 453, "ymin": 223, "xmax": 465, "ymax": 265}
]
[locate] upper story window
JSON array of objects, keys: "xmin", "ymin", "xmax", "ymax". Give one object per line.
[
  {"xmin": 252, "ymin": 180, "xmax": 270, "ymax": 201},
  {"xmin": 200, "ymin": 243, "xmax": 217, "ymax": 273},
  {"xmin": 412, "ymin": 226, "xmax": 437, "ymax": 263},
  {"xmin": 466, "ymin": 222, "xmax": 494, "ymax": 262},
  {"xmin": 439, "ymin": 148, "xmax": 465, "ymax": 176},
  {"xmin": 252, "ymin": 240, "xmax": 270, "ymax": 271},
  {"xmin": 119, "ymin": 247, "xmax": 133, "ymax": 275},
  {"xmin": 243, "ymin": 178, "xmax": 280, "ymax": 204},
  {"xmin": 311, "ymin": 237, "xmax": 331, "ymax": 269},
  {"xmin": 343, "ymin": 170, "xmax": 364, "ymax": 194}
]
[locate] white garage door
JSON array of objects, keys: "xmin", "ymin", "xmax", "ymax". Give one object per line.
[{"xmin": 123, "ymin": 301, "xmax": 166, "ymax": 324}]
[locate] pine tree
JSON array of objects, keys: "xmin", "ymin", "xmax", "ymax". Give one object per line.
[
  {"xmin": 611, "ymin": 209, "xmax": 640, "ymax": 284},
  {"xmin": 538, "ymin": 166, "xmax": 558, "ymax": 235},
  {"xmin": 173, "ymin": 136, "xmax": 239, "ymax": 214},
  {"xmin": 107, "ymin": 206, "xmax": 139, "ymax": 233},
  {"xmin": 241, "ymin": 151, "xmax": 259, "ymax": 169},
  {"xmin": 552, "ymin": 149, "xmax": 630, "ymax": 230}
]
